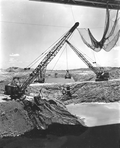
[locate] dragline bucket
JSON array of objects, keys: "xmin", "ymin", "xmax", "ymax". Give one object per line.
[{"xmin": 4, "ymin": 22, "xmax": 79, "ymax": 99}]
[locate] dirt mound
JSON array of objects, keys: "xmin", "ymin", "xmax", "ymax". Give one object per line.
[
  {"xmin": 0, "ymin": 97, "xmax": 83, "ymax": 138},
  {"xmin": 72, "ymin": 67, "xmax": 120, "ymax": 82},
  {"xmin": 5, "ymin": 67, "xmax": 24, "ymax": 72},
  {"xmin": 0, "ymin": 101, "xmax": 33, "ymax": 138},
  {"xmin": 27, "ymin": 79, "xmax": 120, "ymax": 104}
]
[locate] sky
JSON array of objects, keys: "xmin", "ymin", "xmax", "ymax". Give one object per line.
[{"xmin": 0, "ymin": 0, "xmax": 120, "ymax": 70}]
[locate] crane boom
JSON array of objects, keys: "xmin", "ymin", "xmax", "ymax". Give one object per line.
[
  {"xmin": 66, "ymin": 40, "xmax": 98, "ymax": 75},
  {"xmin": 5, "ymin": 22, "xmax": 79, "ymax": 99},
  {"xmin": 66, "ymin": 40, "xmax": 109, "ymax": 81},
  {"xmin": 21, "ymin": 22, "xmax": 79, "ymax": 92}
]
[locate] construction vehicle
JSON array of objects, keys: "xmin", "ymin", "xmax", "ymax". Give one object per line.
[
  {"xmin": 65, "ymin": 70, "xmax": 71, "ymax": 79},
  {"xmin": 4, "ymin": 22, "xmax": 79, "ymax": 99},
  {"xmin": 66, "ymin": 40, "xmax": 109, "ymax": 81}
]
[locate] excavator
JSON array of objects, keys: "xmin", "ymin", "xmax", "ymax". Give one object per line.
[
  {"xmin": 66, "ymin": 40, "xmax": 109, "ymax": 81},
  {"xmin": 58, "ymin": 40, "xmax": 109, "ymax": 101},
  {"xmin": 4, "ymin": 22, "xmax": 79, "ymax": 99}
]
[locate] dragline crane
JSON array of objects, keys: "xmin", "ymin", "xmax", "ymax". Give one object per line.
[
  {"xmin": 66, "ymin": 40, "xmax": 109, "ymax": 81},
  {"xmin": 5, "ymin": 22, "xmax": 79, "ymax": 99}
]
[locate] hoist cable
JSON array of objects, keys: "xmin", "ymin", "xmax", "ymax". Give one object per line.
[
  {"xmin": 69, "ymin": 43, "xmax": 101, "ymax": 67},
  {"xmin": 90, "ymin": 50, "xmax": 97, "ymax": 66},
  {"xmin": 50, "ymin": 44, "xmax": 67, "ymax": 73},
  {"xmin": 49, "ymin": 28, "xmax": 77, "ymax": 72},
  {"xmin": 26, "ymin": 50, "xmax": 48, "ymax": 68},
  {"xmin": 71, "ymin": 6, "xmax": 76, "ymax": 24},
  {"xmin": 25, "ymin": 30, "xmax": 69, "ymax": 68},
  {"xmin": 66, "ymin": 45, "xmax": 68, "ymax": 70}
]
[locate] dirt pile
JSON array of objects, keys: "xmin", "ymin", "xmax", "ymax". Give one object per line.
[
  {"xmin": 0, "ymin": 67, "xmax": 120, "ymax": 137},
  {"xmin": 72, "ymin": 67, "xmax": 120, "ymax": 82},
  {"xmin": 27, "ymin": 79, "xmax": 120, "ymax": 104},
  {"xmin": 0, "ymin": 96, "xmax": 83, "ymax": 138},
  {"xmin": 0, "ymin": 101, "xmax": 33, "ymax": 138},
  {"xmin": 64, "ymin": 80, "xmax": 120, "ymax": 104},
  {"xmin": 5, "ymin": 67, "xmax": 24, "ymax": 72}
]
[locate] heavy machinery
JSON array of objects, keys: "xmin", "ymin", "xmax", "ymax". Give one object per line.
[
  {"xmin": 65, "ymin": 70, "xmax": 71, "ymax": 79},
  {"xmin": 66, "ymin": 40, "xmax": 109, "ymax": 81},
  {"xmin": 4, "ymin": 22, "xmax": 79, "ymax": 99}
]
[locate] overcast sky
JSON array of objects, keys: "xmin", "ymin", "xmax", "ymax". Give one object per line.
[{"xmin": 0, "ymin": 0, "xmax": 120, "ymax": 69}]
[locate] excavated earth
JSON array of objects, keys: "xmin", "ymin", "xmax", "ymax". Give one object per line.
[
  {"xmin": 0, "ymin": 98, "xmax": 84, "ymax": 138},
  {"xmin": 28, "ymin": 79, "xmax": 120, "ymax": 104},
  {"xmin": 0, "ymin": 67, "xmax": 120, "ymax": 138}
]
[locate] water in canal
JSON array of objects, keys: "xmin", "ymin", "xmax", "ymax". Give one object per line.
[{"xmin": 67, "ymin": 102, "xmax": 120, "ymax": 127}]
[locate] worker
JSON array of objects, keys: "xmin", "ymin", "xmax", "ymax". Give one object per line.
[
  {"xmin": 34, "ymin": 88, "xmax": 43, "ymax": 106},
  {"xmin": 34, "ymin": 95, "xmax": 41, "ymax": 106},
  {"xmin": 65, "ymin": 85, "xmax": 72, "ymax": 98},
  {"xmin": 61, "ymin": 86, "xmax": 66, "ymax": 95}
]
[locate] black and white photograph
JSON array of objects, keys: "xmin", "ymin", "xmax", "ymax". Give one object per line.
[{"xmin": 0, "ymin": 0, "xmax": 120, "ymax": 148}]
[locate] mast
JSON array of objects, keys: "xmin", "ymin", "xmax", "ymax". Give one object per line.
[
  {"xmin": 21, "ymin": 22, "xmax": 79, "ymax": 92},
  {"xmin": 66, "ymin": 40, "xmax": 98, "ymax": 75}
]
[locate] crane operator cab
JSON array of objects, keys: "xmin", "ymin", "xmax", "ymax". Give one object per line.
[
  {"xmin": 65, "ymin": 70, "xmax": 71, "ymax": 79},
  {"xmin": 4, "ymin": 77, "xmax": 22, "ymax": 99},
  {"xmin": 96, "ymin": 71, "xmax": 109, "ymax": 81}
]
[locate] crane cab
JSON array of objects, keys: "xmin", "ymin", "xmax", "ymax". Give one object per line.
[
  {"xmin": 95, "ymin": 72, "xmax": 109, "ymax": 81},
  {"xmin": 4, "ymin": 77, "xmax": 22, "ymax": 99},
  {"xmin": 5, "ymin": 85, "xmax": 20, "ymax": 99},
  {"xmin": 65, "ymin": 70, "xmax": 71, "ymax": 79},
  {"xmin": 34, "ymin": 78, "xmax": 45, "ymax": 83},
  {"xmin": 24, "ymin": 67, "xmax": 30, "ymax": 70}
]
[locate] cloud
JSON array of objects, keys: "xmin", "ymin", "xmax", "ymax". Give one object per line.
[
  {"xmin": 9, "ymin": 57, "xmax": 15, "ymax": 63},
  {"xmin": 9, "ymin": 53, "xmax": 20, "ymax": 57}
]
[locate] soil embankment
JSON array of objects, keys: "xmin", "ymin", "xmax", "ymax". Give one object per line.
[
  {"xmin": 0, "ymin": 97, "xmax": 83, "ymax": 138},
  {"xmin": 28, "ymin": 79, "xmax": 120, "ymax": 104}
]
